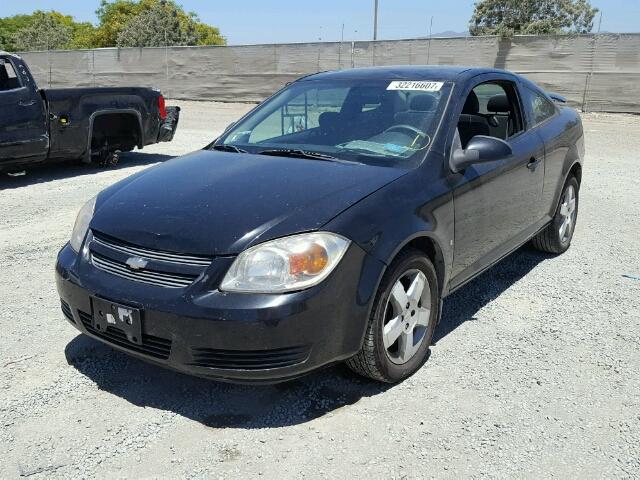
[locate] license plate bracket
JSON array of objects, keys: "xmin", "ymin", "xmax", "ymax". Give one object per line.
[{"xmin": 91, "ymin": 297, "xmax": 142, "ymax": 345}]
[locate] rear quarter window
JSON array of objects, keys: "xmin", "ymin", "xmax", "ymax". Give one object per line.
[
  {"xmin": 0, "ymin": 59, "xmax": 22, "ymax": 91},
  {"xmin": 524, "ymin": 87, "xmax": 556, "ymax": 126}
]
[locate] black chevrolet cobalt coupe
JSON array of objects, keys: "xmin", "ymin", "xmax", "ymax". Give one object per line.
[{"xmin": 56, "ymin": 66, "xmax": 584, "ymax": 383}]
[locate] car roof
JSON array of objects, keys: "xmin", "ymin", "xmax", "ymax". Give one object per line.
[{"xmin": 300, "ymin": 65, "xmax": 514, "ymax": 83}]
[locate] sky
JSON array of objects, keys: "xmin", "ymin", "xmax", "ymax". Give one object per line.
[{"xmin": 2, "ymin": 0, "xmax": 639, "ymax": 45}]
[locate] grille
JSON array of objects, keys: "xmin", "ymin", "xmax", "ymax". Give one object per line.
[
  {"xmin": 60, "ymin": 300, "xmax": 75, "ymax": 323},
  {"xmin": 91, "ymin": 252, "xmax": 196, "ymax": 288},
  {"xmin": 189, "ymin": 346, "xmax": 311, "ymax": 370},
  {"xmin": 92, "ymin": 232, "xmax": 212, "ymax": 266},
  {"xmin": 79, "ymin": 310, "xmax": 172, "ymax": 360},
  {"xmin": 89, "ymin": 231, "xmax": 212, "ymax": 289}
]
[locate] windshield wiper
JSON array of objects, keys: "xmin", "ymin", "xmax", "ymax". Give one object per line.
[
  {"xmin": 257, "ymin": 148, "xmax": 360, "ymax": 164},
  {"xmin": 211, "ymin": 144, "xmax": 247, "ymax": 153}
]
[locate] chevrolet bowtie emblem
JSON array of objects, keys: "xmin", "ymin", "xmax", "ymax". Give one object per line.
[{"xmin": 126, "ymin": 257, "xmax": 148, "ymax": 270}]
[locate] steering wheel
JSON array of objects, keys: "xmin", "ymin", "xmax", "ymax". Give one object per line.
[{"xmin": 384, "ymin": 124, "xmax": 428, "ymax": 139}]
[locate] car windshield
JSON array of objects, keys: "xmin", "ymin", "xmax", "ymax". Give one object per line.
[{"xmin": 216, "ymin": 78, "xmax": 453, "ymax": 166}]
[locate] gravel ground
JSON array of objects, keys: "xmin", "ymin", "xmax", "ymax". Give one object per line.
[{"xmin": 1, "ymin": 101, "xmax": 639, "ymax": 479}]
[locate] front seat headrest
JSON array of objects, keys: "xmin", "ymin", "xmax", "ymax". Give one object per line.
[
  {"xmin": 409, "ymin": 94, "xmax": 436, "ymax": 112},
  {"xmin": 462, "ymin": 91, "xmax": 480, "ymax": 114},
  {"xmin": 318, "ymin": 111, "xmax": 341, "ymax": 130},
  {"xmin": 487, "ymin": 94, "xmax": 510, "ymax": 112}
]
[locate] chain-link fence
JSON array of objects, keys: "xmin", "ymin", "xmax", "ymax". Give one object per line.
[{"xmin": 18, "ymin": 33, "xmax": 640, "ymax": 113}]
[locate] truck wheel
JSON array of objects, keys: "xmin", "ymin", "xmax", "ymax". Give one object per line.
[
  {"xmin": 97, "ymin": 150, "xmax": 120, "ymax": 168},
  {"xmin": 531, "ymin": 176, "xmax": 579, "ymax": 254},
  {"xmin": 107, "ymin": 150, "xmax": 120, "ymax": 167},
  {"xmin": 346, "ymin": 248, "xmax": 440, "ymax": 383}
]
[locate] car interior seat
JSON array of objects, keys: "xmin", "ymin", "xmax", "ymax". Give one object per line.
[
  {"xmin": 393, "ymin": 94, "xmax": 436, "ymax": 130},
  {"xmin": 337, "ymin": 89, "xmax": 406, "ymax": 141},
  {"xmin": 457, "ymin": 91, "xmax": 490, "ymax": 148},
  {"xmin": 486, "ymin": 94, "xmax": 512, "ymax": 139}
]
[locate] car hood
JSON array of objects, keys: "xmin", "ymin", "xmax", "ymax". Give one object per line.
[{"xmin": 91, "ymin": 150, "xmax": 405, "ymax": 255}]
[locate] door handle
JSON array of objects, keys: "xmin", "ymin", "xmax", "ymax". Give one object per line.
[
  {"xmin": 527, "ymin": 157, "xmax": 541, "ymax": 170},
  {"xmin": 18, "ymin": 99, "xmax": 36, "ymax": 107}
]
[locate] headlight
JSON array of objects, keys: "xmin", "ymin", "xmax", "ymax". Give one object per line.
[
  {"xmin": 70, "ymin": 196, "xmax": 96, "ymax": 252},
  {"xmin": 220, "ymin": 232, "xmax": 350, "ymax": 293}
]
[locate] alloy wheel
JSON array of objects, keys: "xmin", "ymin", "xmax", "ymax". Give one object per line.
[
  {"xmin": 383, "ymin": 269, "xmax": 431, "ymax": 365},
  {"xmin": 559, "ymin": 184, "xmax": 577, "ymax": 243}
]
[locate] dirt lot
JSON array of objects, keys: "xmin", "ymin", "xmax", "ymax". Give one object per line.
[{"xmin": 1, "ymin": 101, "xmax": 639, "ymax": 479}]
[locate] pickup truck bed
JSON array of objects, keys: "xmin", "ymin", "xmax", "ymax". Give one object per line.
[{"xmin": 0, "ymin": 51, "xmax": 179, "ymax": 171}]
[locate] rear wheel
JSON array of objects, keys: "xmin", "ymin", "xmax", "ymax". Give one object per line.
[
  {"xmin": 89, "ymin": 113, "xmax": 139, "ymax": 167},
  {"xmin": 532, "ymin": 176, "xmax": 579, "ymax": 254},
  {"xmin": 346, "ymin": 249, "xmax": 440, "ymax": 383}
]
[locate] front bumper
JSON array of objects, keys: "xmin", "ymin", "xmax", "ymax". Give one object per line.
[{"xmin": 55, "ymin": 242, "xmax": 384, "ymax": 383}]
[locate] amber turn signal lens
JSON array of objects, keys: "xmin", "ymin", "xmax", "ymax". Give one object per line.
[{"xmin": 289, "ymin": 243, "xmax": 329, "ymax": 276}]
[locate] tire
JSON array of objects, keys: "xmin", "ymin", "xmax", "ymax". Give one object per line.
[
  {"xmin": 94, "ymin": 150, "xmax": 120, "ymax": 168},
  {"xmin": 531, "ymin": 176, "xmax": 579, "ymax": 254},
  {"xmin": 346, "ymin": 248, "xmax": 440, "ymax": 383}
]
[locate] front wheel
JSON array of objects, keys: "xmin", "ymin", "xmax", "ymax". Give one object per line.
[
  {"xmin": 531, "ymin": 176, "xmax": 579, "ymax": 254},
  {"xmin": 346, "ymin": 249, "xmax": 440, "ymax": 383}
]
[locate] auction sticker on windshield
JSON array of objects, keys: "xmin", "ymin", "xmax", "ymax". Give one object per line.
[{"xmin": 387, "ymin": 81, "xmax": 443, "ymax": 92}]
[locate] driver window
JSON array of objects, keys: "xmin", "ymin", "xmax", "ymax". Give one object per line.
[{"xmin": 457, "ymin": 81, "xmax": 523, "ymax": 148}]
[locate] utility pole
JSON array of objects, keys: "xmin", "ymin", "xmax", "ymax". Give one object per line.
[
  {"xmin": 427, "ymin": 16, "xmax": 434, "ymax": 64},
  {"xmin": 164, "ymin": 27, "xmax": 170, "ymax": 95},
  {"xmin": 373, "ymin": 0, "xmax": 379, "ymax": 41},
  {"xmin": 597, "ymin": 11, "xmax": 603, "ymax": 34},
  {"xmin": 338, "ymin": 23, "xmax": 345, "ymax": 69}
]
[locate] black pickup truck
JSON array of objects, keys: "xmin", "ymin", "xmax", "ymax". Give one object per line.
[{"xmin": 0, "ymin": 51, "xmax": 179, "ymax": 172}]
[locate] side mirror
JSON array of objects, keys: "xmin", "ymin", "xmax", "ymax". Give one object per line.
[{"xmin": 451, "ymin": 135, "xmax": 513, "ymax": 173}]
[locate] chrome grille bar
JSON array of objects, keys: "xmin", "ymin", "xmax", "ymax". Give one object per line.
[
  {"xmin": 92, "ymin": 232, "xmax": 212, "ymax": 267},
  {"xmin": 91, "ymin": 253, "xmax": 195, "ymax": 288}
]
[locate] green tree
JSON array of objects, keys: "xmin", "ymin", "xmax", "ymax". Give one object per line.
[
  {"xmin": 68, "ymin": 22, "xmax": 99, "ymax": 49},
  {"xmin": 96, "ymin": 0, "xmax": 225, "ymax": 48},
  {"xmin": 192, "ymin": 21, "xmax": 225, "ymax": 46},
  {"xmin": 12, "ymin": 11, "xmax": 73, "ymax": 51},
  {"xmin": 0, "ymin": 15, "xmax": 34, "ymax": 51},
  {"xmin": 1, "ymin": 11, "xmax": 98, "ymax": 51},
  {"xmin": 116, "ymin": 1, "xmax": 196, "ymax": 47},
  {"xmin": 94, "ymin": 0, "xmax": 141, "ymax": 48},
  {"xmin": 0, "ymin": 1, "xmax": 225, "ymax": 52},
  {"xmin": 469, "ymin": 0, "xmax": 599, "ymax": 37}
]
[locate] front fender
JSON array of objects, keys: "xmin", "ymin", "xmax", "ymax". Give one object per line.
[{"xmin": 324, "ymin": 165, "xmax": 454, "ymax": 296}]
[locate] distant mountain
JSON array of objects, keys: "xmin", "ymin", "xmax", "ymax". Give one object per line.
[{"xmin": 428, "ymin": 31, "xmax": 470, "ymax": 38}]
